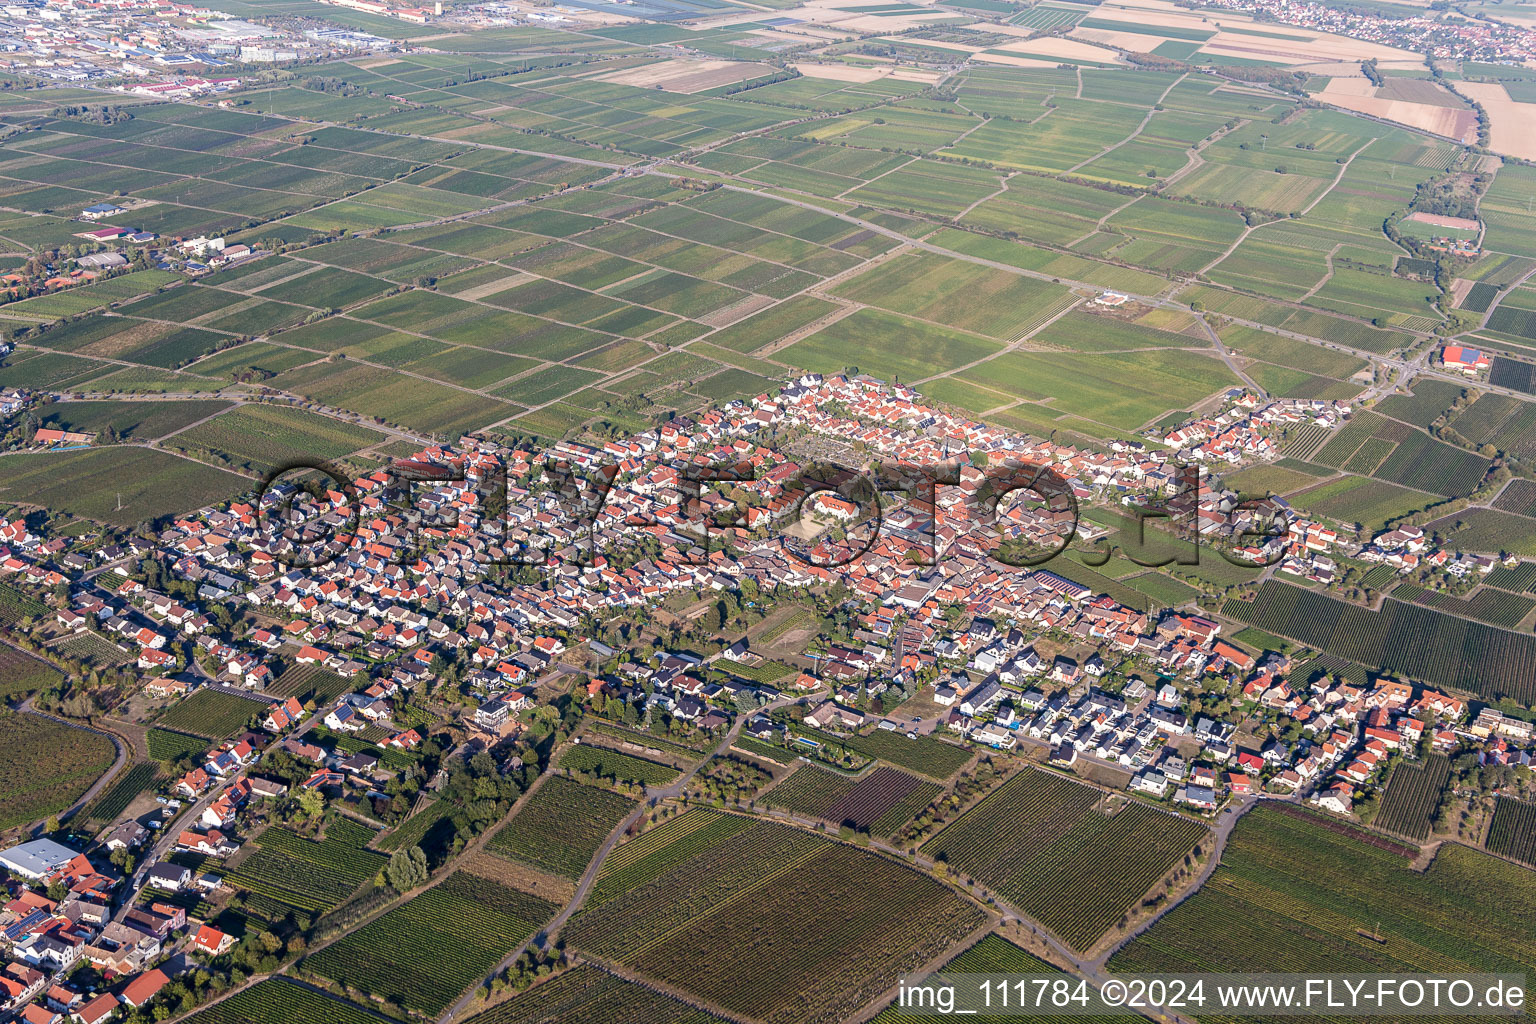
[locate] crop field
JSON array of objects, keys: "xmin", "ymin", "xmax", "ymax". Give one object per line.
[
  {"xmin": 958, "ymin": 348, "xmax": 1237, "ymax": 431},
  {"xmin": 921, "ymin": 769, "xmax": 1207, "ymax": 951},
  {"xmin": 146, "ymin": 728, "xmax": 208, "ymax": 764},
  {"xmin": 267, "ymin": 663, "xmax": 352, "ymax": 705},
  {"xmin": 831, "ymin": 252, "xmax": 1071, "ymax": 341},
  {"xmin": 842, "ymin": 729, "xmax": 974, "ymax": 779},
  {"xmin": 270, "ymin": 360, "xmax": 519, "ymax": 436},
  {"xmin": 461, "ymin": 964, "xmax": 728, "ymax": 1024},
  {"xmin": 1290, "ymin": 474, "xmax": 1436, "ymax": 533},
  {"xmin": 1375, "ymin": 379, "xmax": 1465, "ymax": 428},
  {"xmin": 1490, "ymin": 355, "xmax": 1536, "ymax": 396},
  {"xmin": 781, "ymin": 308, "xmax": 1000, "ymax": 383},
  {"xmin": 873, "ymin": 933, "xmax": 1145, "ymax": 1024},
  {"xmin": 1429, "ymin": 507, "xmax": 1536, "ymax": 557},
  {"xmin": 167, "ymin": 404, "xmax": 384, "ymax": 474},
  {"xmin": 1108, "ymin": 804, "xmax": 1536, "ymax": 989},
  {"xmin": 1223, "ymin": 580, "xmax": 1536, "ymax": 704},
  {"xmin": 304, "ymin": 870, "xmax": 559, "ymax": 1016},
  {"xmin": 1310, "ymin": 411, "xmax": 1488, "ymax": 498},
  {"xmin": 487, "ymin": 775, "xmax": 637, "ymax": 879},
  {"xmin": 0, "ymin": 710, "xmax": 115, "ymax": 830},
  {"xmin": 1395, "ymin": 583, "xmax": 1536, "ymax": 629},
  {"xmin": 558, "ymin": 743, "xmax": 680, "ymax": 787},
  {"xmin": 1375, "ymin": 755, "xmax": 1450, "ymax": 841},
  {"xmin": 77, "ymin": 762, "xmax": 159, "ymax": 827},
  {"xmin": 0, "ymin": 447, "xmax": 248, "ymax": 526},
  {"xmin": 589, "ymin": 809, "xmax": 759, "ymax": 910},
  {"xmin": 154, "ymin": 688, "xmax": 259, "ymax": 738},
  {"xmin": 227, "ymin": 818, "xmax": 387, "ymax": 920},
  {"xmin": 567, "ymin": 816, "xmax": 984, "ymax": 1024},
  {"xmin": 0, "ymin": 645, "xmax": 62, "ymax": 701},
  {"xmin": 1485, "ymin": 797, "xmax": 1536, "ymax": 867},
  {"xmin": 180, "ymin": 979, "xmax": 379, "ymax": 1024},
  {"xmin": 1493, "ymin": 479, "xmax": 1536, "ymax": 518},
  {"xmin": 765, "ymin": 764, "xmax": 938, "ymax": 835}
]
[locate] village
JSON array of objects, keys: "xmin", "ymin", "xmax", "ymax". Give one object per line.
[{"xmin": 0, "ymin": 370, "xmax": 1533, "ymax": 1024}]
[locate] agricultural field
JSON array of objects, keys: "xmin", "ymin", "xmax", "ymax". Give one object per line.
[
  {"xmin": 76, "ymin": 762, "xmax": 159, "ymax": 828},
  {"xmin": 1485, "ymin": 797, "xmax": 1536, "ymax": 867},
  {"xmin": 166, "ymin": 404, "xmax": 384, "ymax": 474},
  {"xmin": 145, "ymin": 728, "xmax": 208, "ymax": 764},
  {"xmin": 1374, "ymin": 754, "xmax": 1450, "ymax": 841},
  {"xmin": 1109, "ymin": 803, "xmax": 1536, "ymax": 984},
  {"xmin": 179, "ymin": 980, "xmax": 380, "ymax": 1024},
  {"xmin": 486, "ymin": 775, "xmax": 637, "ymax": 879},
  {"xmin": 0, "ymin": 448, "xmax": 248, "ymax": 527},
  {"xmin": 921, "ymin": 769, "xmax": 1208, "ymax": 951},
  {"xmin": 557, "ymin": 743, "xmax": 680, "ymax": 787},
  {"xmin": 1394, "ymin": 583, "xmax": 1536, "ymax": 629},
  {"xmin": 304, "ymin": 870, "xmax": 558, "ymax": 1016},
  {"xmin": 1429, "ymin": 507, "xmax": 1536, "ymax": 557},
  {"xmin": 0, "ymin": 645, "xmax": 62, "ymax": 701},
  {"xmin": 154, "ymin": 689, "xmax": 261, "ymax": 739},
  {"xmin": 871, "ymin": 934, "xmax": 1145, "ymax": 1024},
  {"xmin": 1223, "ymin": 580, "xmax": 1536, "ymax": 705},
  {"xmin": 226, "ymin": 818, "xmax": 387, "ymax": 921},
  {"xmin": 842, "ymin": 729, "xmax": 974, "ymax": 779},
  {"xmin": 0, "ymin": 711, "xmax": 115, "ymax": 830},
  {"xmin": 765, "ymin": 764, "xmax": 939, "ymax": 835},
  {"xmin": 460, "ymin": 964, "xmax": 729, "ymax": 1024},
  {"xmin": 566, "ymin": 817, "xmax": 985, "ymax": 1024},
  {"xmin": 267, "ymin": 664, "xmax": 352, "ymax": 705}
]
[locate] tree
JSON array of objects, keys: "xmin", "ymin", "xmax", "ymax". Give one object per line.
[
  {"xmin": 296, "ymin": 787, "xmax": 324, "ymax": 819},
  {"xmin": 387, "ymin": 846, "xmax": 428, "ymax": 892}
]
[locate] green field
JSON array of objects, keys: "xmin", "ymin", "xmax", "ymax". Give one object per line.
[{"xmin": 1110, "ymin": 803, "xmax": 1536, "ymax": 990}]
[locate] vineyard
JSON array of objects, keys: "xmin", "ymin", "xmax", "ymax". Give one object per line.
[
  {"xmin": 304, "ymin": 871, "xmax": 558, "ymax": 1016},
  {"xmin": 1374, "ymin": 755, "xmax": 1449, "ymax": 841},
  {"xmin": 920, "ymin": 769, "xmax": 1208, "ymax": 951},
  {"xmin": 1487, "ymin": 560, "xmax": 1536, "ymax": 592},
  {"xmin": 1279, "ymin": 422, "xmax": 1331, "ymax": 459},
  {"xmin": 487, "ymin": 775, "xmax": 636, "ymax": 879},
  {"xmin": 871, "ymin": 934, "xmax": 1145, "ymax": 1024},
  {"xmin": 225, "ymin": 818, "xmax": 386, "ymax": 921},
  {"xmin": 1109, "ymin": 804, "xmax": 1536, "ymax": 992},
  {"xmin": 77, "ymin": 762, "xmax": 160, "ymax": 827},
  {"xmin": 146, "ymin": 728, "xmax": 209, "ymax": 763},
  {"xmin": 267, "ymin": 663, "xmax": 352, "ymax": 705},
  {"xmin": 1223, "ymin": 580, "xmax": 1536, "ymax": 704},
  {"xmin": 0, "ymin": 711, "xmax": 115, "ymax": 830},
  {"xmin": 0, "ymin": 645, "xmax": 62, "ymax": 701},
  {"xmin": 180, "ymin": 979, "xmax": 379, "ymax": 1024},
  {"xmin": 558, "ymin": 744, "xmax": 680, "ymax": 787},
  {"xmin": 155, "ymin": 688, "xmax": 260, "ymax": 738},
  {"xmin": 764, "ymin": 765, "xmax": 939, "ymax": 835},
  {"xmin": 587, "ymin": 809, "xmax": 760, "ymax": 910},
  {"xmin": 0, "ymin": 582, "xmax": 45, "ymax": 625},
  {"xmin": 842, "ymin": 729, "xmax": 973, "ymax": 780},
  {"xmin": 1395, "ymin": 583, "xmax": 1536, "ymax": 630},
  {"xmin": 567, "ymin": 815, "xmax": 984, "ymax": 1024},
  {"xmin": 376, "ymin": 797, "xmax": 455, "ymax": 854},
  {"xmin": 1485, "ymin": 797, "xmax": 1536, "ymax": 867},
  {"xmin": 459, "ymin": 964, "xmax": 728, "ymax": 1024}
]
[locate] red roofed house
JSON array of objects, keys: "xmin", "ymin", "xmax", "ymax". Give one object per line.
[
  {"xmin": 118, "ymin": 969, "xmax": 168, "ymax": 1008},
  {"xmin": 73, "ymin": 993, "xmax": 118, "ymax": 1024},
  {"xmin": 192, "ymin": 924, "xmax": 234, "ymax": 956}
]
